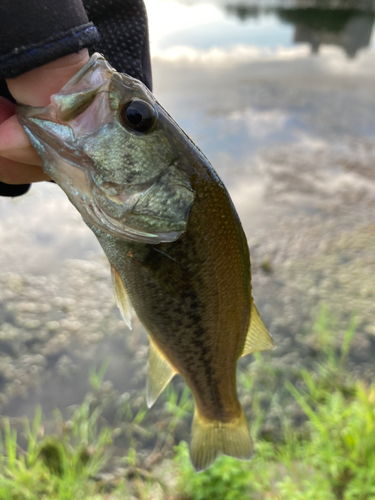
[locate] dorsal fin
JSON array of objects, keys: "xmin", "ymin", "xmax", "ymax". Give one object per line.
[
  {"xmin": 110, "ymin": 264, "xmax": 132, "ymax": 330},
  {"xmin": 147, "ymin": 336, "xmax": 176, "ymax": 408},
  {"xmin": 241, "ymin": 302, "xmax": 275, "ymax": 356}
]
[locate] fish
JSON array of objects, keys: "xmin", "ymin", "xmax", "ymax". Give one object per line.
[{"xmin": 17, "ymin": 53, "xmax": 274, "ymax": 471}]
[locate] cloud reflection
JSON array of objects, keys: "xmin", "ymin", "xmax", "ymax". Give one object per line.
[
  {"xmin": 145, "ymin": 0, "xmax": 375, "ymax": 61},
  {"xmin": 145, "ymin": 0, "xmax": 223, "ymax": 53},
  {"xmin": 152, "ymin": 42, "xmax": 375, "ymax": 80},
  {"xmin": 152, "ymin": 44, "xmax": 311, "ymax": 65},
  {"xmin": 228, "ymin": 108, "xmax": 289, "ymax": 140}
]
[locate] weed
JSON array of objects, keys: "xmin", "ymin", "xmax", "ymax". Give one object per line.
[
  {"xmin": 0, "ymin": 399, "xmax": 123, "ymax": 499},
  {"xmin": 173, "ymin": 312, "xmax": 375, "ymax": 500},
  {"xmin": 0, "ymin": 308, "xmax": 371, "ymax": 499}
]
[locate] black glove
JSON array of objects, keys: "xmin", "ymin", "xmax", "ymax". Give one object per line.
[{"xmin": 0, "ymin": 0, "xmax": 152, "ymax": 197}]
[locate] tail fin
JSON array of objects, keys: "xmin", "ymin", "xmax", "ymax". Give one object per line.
[{"xmin": 190, "ymin": 407, "xmax": 253, "ymax": 472}]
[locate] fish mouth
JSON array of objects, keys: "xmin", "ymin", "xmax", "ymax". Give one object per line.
[
  {"xmin": 17, "ymin": 52, "xmax": 194, "ymax": 245},
  {"xmin": 17, "ymin": 112, "xmax": 188, "ymax": 245}
]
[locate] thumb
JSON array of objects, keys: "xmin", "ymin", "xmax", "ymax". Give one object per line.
[
  {"xmin": 5, "ymin": 49, "xmax": 90, "ymax": 107},
  {"xmin": 0, "ymin": 50, "xmax": 90, "ymax": 184}
]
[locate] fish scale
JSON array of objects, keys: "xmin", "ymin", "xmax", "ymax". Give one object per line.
[{"xmin": 92, "ymin": 158, "xmax": 249, "ymax": 421}]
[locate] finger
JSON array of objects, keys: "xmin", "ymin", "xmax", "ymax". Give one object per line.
[
  {"xmin": 0, "ymin": 115, "xmax": 43, "ymax": 166},
  {"xmin": 0, "ymin": 97, "xmax": 16, "ymax": 124},
  {"xmin": 0, "ymin": 156, "xmax": 49, "ymax": 184},
  {"xmin": 0, "ymin": 114, "xmax": 31, "ymax": 150},
  {"xmin": 6, "ymin": 50, "xmax": 90, "ymax": 107},
  {"xmin": 0, "ymin": 146, "xmax": 43, "ymax": 166}
]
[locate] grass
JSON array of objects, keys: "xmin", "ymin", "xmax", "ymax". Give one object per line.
[
  {"xmin": 174, "ymin": 310, "xmax": 375, "ymax": 500},
  {"xmin": 0, "ymin": 309, "xmax": 374, "ymax": 499},
  {"xmin": 175, "ymin": 377, "xmax": 375, "ymax": 500},
  {"xmin": 0, "ymin": 395, "xmax": 123, "ymax": 500}
]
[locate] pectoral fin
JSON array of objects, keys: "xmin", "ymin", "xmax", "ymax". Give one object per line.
[
  {"xmin": 147, "ymin": 336, "xmax": 176, "ymax": 408},
  {"xmin": 111, "ymin": 265, "xmax": 132, "ymax": 329},
  {"xmin": 241, "ymin": 302, "xmax": 275, "ymax": 356}
]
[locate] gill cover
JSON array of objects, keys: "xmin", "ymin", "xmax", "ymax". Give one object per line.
[{"xmin": 17, "ymin": 53, "xmax": 195, "ymax": 244}]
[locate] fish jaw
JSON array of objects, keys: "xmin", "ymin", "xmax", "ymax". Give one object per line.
[{"xmin": 17, "ymin": 53, "xmax": 195, "ymax": 244}]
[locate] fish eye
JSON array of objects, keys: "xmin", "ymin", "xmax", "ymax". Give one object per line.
[{"xmin": 119, "ymin": 99, "xmax": 157, "ymax": 133}]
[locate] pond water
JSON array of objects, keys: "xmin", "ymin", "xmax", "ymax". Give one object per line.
[{"xmin": 0, "ymin": 0, "xmax": 375, "ymax": 440}]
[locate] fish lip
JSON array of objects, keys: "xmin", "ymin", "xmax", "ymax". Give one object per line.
[{"xmin": 18, "ymin": 115, "xmax": 86, "ymax": 177}]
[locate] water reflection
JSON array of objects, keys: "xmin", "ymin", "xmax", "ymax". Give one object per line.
[
  {"xmin": 280, "ymin": 9, "xmax": 374, "ymax": 58},
  {"xmin": 147, "ymin": 0, "xmax": 375, "ymax": 60},
  {"xmin": 226, "ymin": 4, "xmax": 375, "ymax": 58},
  {"xmin": 1, "ymin": 0, "xmax": 375, "ymax": 449},
  {"xmin": 225, "ymin": 4, "xmax": 261, "ymax": 20}
]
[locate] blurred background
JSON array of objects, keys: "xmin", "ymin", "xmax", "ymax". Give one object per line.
[{"xmin": 1, "ymin": 0, "xmax": 375, "ymax": 496}]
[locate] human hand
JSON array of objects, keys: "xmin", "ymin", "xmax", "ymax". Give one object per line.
[{"xmin": 0, "ymin": 50, "xmax": 89, "ymax": 185}]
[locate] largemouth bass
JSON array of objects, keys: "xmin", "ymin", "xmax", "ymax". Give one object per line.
[{"xmin": 17, "ymin": 53, "xmax": 274, "ymax": 471}]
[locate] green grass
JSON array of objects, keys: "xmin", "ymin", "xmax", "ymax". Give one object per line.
[
  {"xmin": 174, "ymin": 311, "xmax": 375, "ymax": 500},
  {"xmin": 0, "ymin": 309, "xmax": 374, "ymax": 499},
  {"xmin": 0, "ymin": 396, "xmax": 124, "ymax": 500},
  {"xmin": 175, "ymin": 377, "xmax": 375, "ymax": 499}
]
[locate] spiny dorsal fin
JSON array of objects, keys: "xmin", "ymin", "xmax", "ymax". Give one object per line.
[
  {"xmin": 241, "ymin": 302, "xmax": 275, "ymax": 356},
  {"xmin": 111, "ymin": 264, "xmax": 132, "ymax": 330},
  {"xmin": 147, "ymin": 336, "xmax": 176, "ymax": 408}
]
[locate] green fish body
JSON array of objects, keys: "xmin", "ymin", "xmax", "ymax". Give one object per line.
[{"xmin": 17, "ymin": 54, "xmax": 274, "ymax": 471}]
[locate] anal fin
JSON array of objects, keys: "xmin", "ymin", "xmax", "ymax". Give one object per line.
[
  {"xmin": 241, "ymin": 302, "xmax": 275, "ymax": 356},
  {"xmin": 111, "ymin": 264, "xmax": 132, "ymax": 330},
  {"xmin": 147, "ymin": 336, "xmax": 176, "ymax": 408}
]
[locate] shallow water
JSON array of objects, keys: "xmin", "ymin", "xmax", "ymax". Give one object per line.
[{"xmin": 1, "ymin": 0, "xmax": 375, "ymax": 428}]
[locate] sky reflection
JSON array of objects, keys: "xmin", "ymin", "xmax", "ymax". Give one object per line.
[
  {"xmin": 2, "ymin": 0, "xmax": 374, "ymax": 276},
  {"xmin": 145, "ymin": 1, "xmax": 294, "ymax": 55},
  {"xmin": 145, "ymin": 0, "xmax": 375, "ymax": 60},
  {"xmin": 1, "ymin": 0, "xmax": 375, "ymax": 423}
]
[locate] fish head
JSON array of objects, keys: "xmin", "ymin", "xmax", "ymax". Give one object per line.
[{"xmin": 17, "ymin": 53, "xmax": 195, "ymax": 244}]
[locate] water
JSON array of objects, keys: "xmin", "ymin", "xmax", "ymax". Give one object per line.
[{"xmin": 1, "ymin": 0, "xmax": 375, "ymax": 427}]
